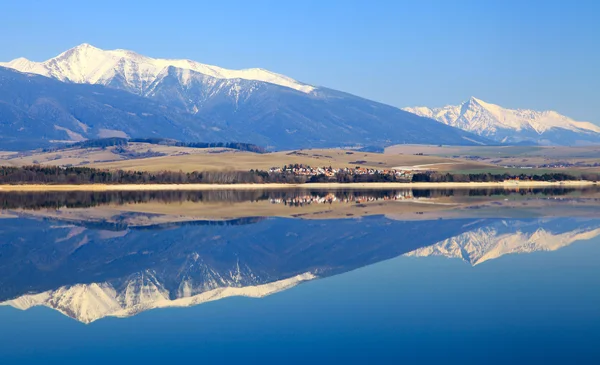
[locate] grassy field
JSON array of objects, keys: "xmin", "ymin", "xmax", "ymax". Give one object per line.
[
  {"xmin": 2, "ymin": 143, "xmax": 598, "ymax": 175},
  {"xmin": 0, "ymin": 143, "xmax": 233, "ymax": 167},
  {"xmin": 385, "ymin": 144, "xmax": 600, "ymax": 158},
  {"xmin": 88, "ymin": 148, "xmax": 492, "ymax": 172},
  {"xmin": 386, "ymin": 144, "xmax": 600, "ymax": 174}
]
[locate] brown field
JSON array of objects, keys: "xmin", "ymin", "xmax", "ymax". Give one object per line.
[
  {"xmin": 385, "ymin": 144, "xmax": 600, "ymax": 158},
  {"xmin": 89, "ymin": 148, "xmax": 494, "ymax": 172},
  {"xmin": 0, "ymin": 143, "xmax": 492, "ymax": 172},
  {"xmin": 0, "ymin": 143, "xmax": 233, "ymax": 167},
  {"xmin": 2, "ymin": 143, "xmax": 599, "ymax": 175},
  {"xmin": 385, "ymin": 144, "xmax": 600, "ymax": 174}
]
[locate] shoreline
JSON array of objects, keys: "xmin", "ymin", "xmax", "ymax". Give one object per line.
[{"xmin": 0, "ymin": 181, "xmax": 596, "ymax": 191}]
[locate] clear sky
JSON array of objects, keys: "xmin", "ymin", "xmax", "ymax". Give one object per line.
[{"xmin": 2, "ymin": 0, "xmax": 599, "ymax": 122}]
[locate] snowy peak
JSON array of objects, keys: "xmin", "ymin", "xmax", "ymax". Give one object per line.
[
  {"xmin": 0, "ymin": 43, "xmax": 316, "ymax": 94},
  {"xmin": 403, "ymin": 97, "xmax": 600, "ymax": 145}
]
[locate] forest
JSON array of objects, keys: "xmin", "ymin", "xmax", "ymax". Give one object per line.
[
  {"xmin": 0, "ymin": 166, "xmax": 597, "ymax": 185},
  {"xmin": 42, "ymin": 138, "xmax": 267, "ymax": 153},
  {"xmin": 411, "ymin": 172, "xmax": 600, "ymax": 183}
]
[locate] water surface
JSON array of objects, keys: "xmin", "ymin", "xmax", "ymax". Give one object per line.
[{"xmin": 0, "ymin": 188, "xmax": 599, "ymax": 364}]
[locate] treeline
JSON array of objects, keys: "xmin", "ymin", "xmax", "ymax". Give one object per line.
[
  {"xmin": 59, "ymin": 138, "xmax": 267, "ymax": 153},
  {"xmin": 0, "ymin": 166, "xmax": 403, "ymax": 185},
  {"xmin": 0, "ymin": 166, "xmax": 272, "ymax": 184},
  {"xmin": 68, "ymin": 138, "xmax": 128, "ymax": 148},
  {"xmin": 0, "ymin": 166, "xmax": 598, "ymax": 185},
  {"xmin": 411, "ymin": 172, "xmax": 600, "ymax": 183},
  {"xmin": 306, "ymin": 172, "xmax": 409, "ymax": 183}
]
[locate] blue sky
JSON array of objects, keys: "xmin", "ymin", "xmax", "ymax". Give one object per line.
[{"xmin": 2, "ymin": 0, "xmax": 599, "ymax": 122}]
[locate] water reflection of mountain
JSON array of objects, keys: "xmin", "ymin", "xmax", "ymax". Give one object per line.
[
  {"xmin": 0, "ymin": 214, "xmax": 598, "ymax": 323},
  {"xmin": 405, "ymin": 218, "xmax": 600, "ymax": 265}
]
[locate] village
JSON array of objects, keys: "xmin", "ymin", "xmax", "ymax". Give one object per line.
[{"xmin": 269, "ymin": 164, "xmax": 414, "ymax": 180}]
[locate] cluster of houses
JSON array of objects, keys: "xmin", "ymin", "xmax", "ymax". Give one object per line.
[
  {"xmin": 269, "ymin": 191, "xmax": 415, "ymax": 206},
  {"xmin": 269, "ymin": 164, "xmax": 413, "ymax": 179}
]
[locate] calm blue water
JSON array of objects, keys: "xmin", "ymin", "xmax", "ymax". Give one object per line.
[{"xmin": 0, "ymin": 195, "xmax": 599, "ymax": 364}]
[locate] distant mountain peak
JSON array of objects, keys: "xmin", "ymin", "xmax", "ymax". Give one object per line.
[
  {"xmin": 1, "ymin": 43, "xmax": 316, "ymax": 94},
  {"xmin": 403, "ymin": 97, "xmax": 600, "ymax": 145}
]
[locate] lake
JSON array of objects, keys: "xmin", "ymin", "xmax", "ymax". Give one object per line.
[{"xmin": 1, "ymin": 188, "xmax": 599, "ymax": 364}]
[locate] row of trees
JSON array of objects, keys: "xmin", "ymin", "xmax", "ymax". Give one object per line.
[
  {"xmin": 0, "ymin": 166, "xmax": 597, "ymax": 185},
  {"xmin": 130, "ymin": 138, "xmax": 267, "ymax": 153},
  {"xmin": 0, "ymin": 166, "xmax": 271, "ymax": 184},
  {"xmin": 307, "ymin": 172, "xmax": 409, "ymax": 183},
  {"xmin": 411, "ymin": 172, "xmax": 599, "ymax": 183},
  {"xmin": 42, "ymin": 138, "xmax": 267, "ymax": 153}
]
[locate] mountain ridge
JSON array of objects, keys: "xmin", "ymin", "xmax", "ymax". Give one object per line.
[
  {"xmin": 404, "ymin": 97, "xmax": 600, "ymax": 145},
  {"xmin": 0, "ymin": 57, "xmax": 491, "ymax": 150},
  {"xmin": 0, "ymin": 43, "xmax": 316, "ymax": 94}
]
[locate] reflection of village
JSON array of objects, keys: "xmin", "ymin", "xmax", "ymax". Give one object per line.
[
  {"xmin": 270, "ymin": 190, "xmax": 416, "ymax": 206},
  {"xmin": 269, "ymin": 165, "xmax": 414, "ymax": 179}
]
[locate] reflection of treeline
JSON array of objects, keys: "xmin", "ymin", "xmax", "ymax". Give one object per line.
[
  {"xmin": 134, "ymin": 217, "xmax": 266, "ymax": 230},
  {"xmin": 33, "ymin": 215, "xmax": 266, "ymax": 231},
  {"xmin": 0, "ymin": 187, "xmax": 595, "ymax": 211},
  {"xmin": 0, "ymin": 190, "xmax": 272, "ymax": 210},
  {"xmin": 411, "ymin": 187, "xmax": 587, "ymax": 198},
  {"xmin": 57, "ymin": 138, "xmax": 267, "ymax": 153},
  {"xmin": 411, "ymin": 172, "xmax": 600, "ymax": 182}
]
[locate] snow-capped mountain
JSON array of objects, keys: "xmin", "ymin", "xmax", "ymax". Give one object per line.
[
  {"xmin": 0, "ymin": 44, "xmax": 491, "ymax": 150},
  {"xmin": 405, "ymin": 219, "xmax": 600, "ymax": 265},
  {"xmin": 0, "ymin": 43, "xmax": 315, "ymax": 94},
  {"xmin": 403, "ymin": 97, "xmax": 600, "ymax": 145}
]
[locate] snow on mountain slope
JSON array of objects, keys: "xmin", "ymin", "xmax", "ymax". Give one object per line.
[
  {"xmin": 0, "ymin": 43, "xmax": 315, "ymax": 94},
  {"xmin": 404, "ymin": 221, "xmax": 600, "ymax": 265},
  {"xmin": 403, "ymin": 97, "xmax": 600, "ymax": 145},
  {"xmin": 0, "ymin": 271, "xmax": 316, "ymax": 324}
]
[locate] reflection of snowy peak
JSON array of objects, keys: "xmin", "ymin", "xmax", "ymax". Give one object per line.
[
  {"xmin": 405, "ymin": 220, "xmax": 600, "ymax": 265},
  {"xmin": 403, "ymin": 97, "xmax": 600, "ymax": 145},
  {"xmin": 1, "ymin": 270, "xmax": 316, "ymax": 324}
]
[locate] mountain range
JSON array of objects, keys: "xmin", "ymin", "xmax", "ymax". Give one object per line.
[
  {"xmin": 404, "ymin": 97, "xmax": 600, "ymax": 145},
  {"xmin": 0, "ymin": 44, "xmax": 489, "ymax": 150}
]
